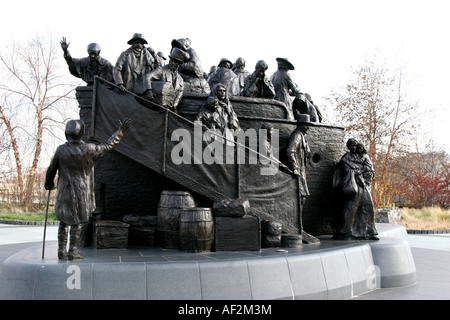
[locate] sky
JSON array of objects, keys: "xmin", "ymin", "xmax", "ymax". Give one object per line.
[{"xmin": 1, "ymin": 0, "xmax": 449, "ymax": 154}]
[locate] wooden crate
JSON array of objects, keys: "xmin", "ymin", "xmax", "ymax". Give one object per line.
[
  {"xmin": 93, "ymin": 220, "xmax": 129, "ymax": 249},
  {"xmin": 215, "ymin": 216, "xmax": 260, "ymax": 251}
]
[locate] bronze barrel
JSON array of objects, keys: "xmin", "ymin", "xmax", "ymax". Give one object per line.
[
  {"xmin": 179, "ymin": 207, "xmax": 214, "ymax": 253},
  {"xmin": 157, "ymin": 190, "xmax": 196, "ymax": 248}
]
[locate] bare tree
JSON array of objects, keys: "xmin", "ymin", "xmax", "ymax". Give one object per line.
[
  {"xmin": 327, "ymin": 58, "xmax": 418, "ymax": 208},
  {"xmin": 0, "ymin": 36, "xmax": 77, "ymax": 209}
]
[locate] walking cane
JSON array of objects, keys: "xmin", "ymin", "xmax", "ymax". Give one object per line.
[{"xmin": 41, "ymin": 189, "xmax": 52, "ymax": 260}]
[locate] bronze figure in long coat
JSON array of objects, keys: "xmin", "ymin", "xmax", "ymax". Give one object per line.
[
  {"xmin": 270, "ymin": 58, "xmax": 301, "ymax": 120},
  {"xmin": 45, "ymin": 118, "xmax": 131, "ymax": 259},
  {"xmin": 113, "ymin": 33, "xmax": 155, "ymax": 95},
  {"xmin": 286, "ymin": 120, "xmax": 310, "ymax": 198},
  {"xmin": 331, "ymin": 138, "xmax": 378, "ymax": 240}
]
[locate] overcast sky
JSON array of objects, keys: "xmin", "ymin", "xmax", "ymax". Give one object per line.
[{"xmin": 1, "ymin": 0, "xmax": 449, "ymax": 153}]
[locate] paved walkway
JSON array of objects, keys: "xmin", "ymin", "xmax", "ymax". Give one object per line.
[
  {"xmin": 0, "ymin": 223, "xmax": 58, "ymax": 266},
  {"xmin": 1, "ymin": 223, "xmax": 449, "ymax": 300},
  {"xmin": 351, "ymin": 232, "xmax": 450, "ymax": 300}
]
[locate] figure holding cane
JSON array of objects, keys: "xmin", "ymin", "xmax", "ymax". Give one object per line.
[
  {"xmin": 45, "ymin": 118, "xmax": 131, "ymax": 260},
  {"xmin": 41, "ymin": 188, "xmax": 53, "ymax": 260}
]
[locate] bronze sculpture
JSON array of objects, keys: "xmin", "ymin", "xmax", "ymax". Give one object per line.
[
  {"xmin": 156, "ymin": 51, "xmax": 167, "ymax": 66},
  {"xmin": 45, "ymin": 118, "xmax": 132, "ymax": 260},
  {"xmin": 60, "ymin": 37, "xmax": 114, "ymax": 85},
  {"xmin": 207, "ymin": 58, "xmax": 240, "ymax": 96},
  {"xmin": 243, "ymin": 60, "xmax": 276, "ymax": 99},
  {"xmin": 261, "ymin": 220, "xmax": 282, "ymax": 247},
  {"xmin": 195, "ymin": 83, "xmax": 240, "ymax": 138},
  {"xmin": 171, "ymin": 38, "xmax": 210, "ymax": 94},
  {"xmin": 113, "ymin": 33, "xmax": 155, "ymax": 95},
  {"xmin": 260, "ymin": 123, "xmax": 275, "ymax": 160},
  {"xmin": 270, "ymin": 58, "xmax": 301, "ymax": 120},
  {"xmin": 286, "ymin": 114, "xmax": 311, "ymax": 205},
  {"xmin": 146, "ymin": 47, "xmax": 163, "ymax": 69},
  {"xmin": 331, "ymin": 138, "xmax": 379, "ymax": 240},
  {"xmin": 51, "ymin": 33, "xmax": 361, "ymax": 253},
  {"xmin": 292, "ymin": 93, "xmax": 323, "ymax": 123},
  {"xmin": 232, "ymin": 57, "xmax": 250, "ymax": 96},
  {"xmin": 143, "ymin": 47, "xmax": 190, "ymax": 110},
  {"xmin": 305, "ymin": 93, "xmax": 323, "ymax": 123},
  {"xmin": 208, "ymin": 65, "xmax": 217, "ymax": 78}
]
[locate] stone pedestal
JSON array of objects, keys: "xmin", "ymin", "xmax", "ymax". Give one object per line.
[{"xmin": 0, "ymin": 224, "xmax": 417, "ymax": 300}]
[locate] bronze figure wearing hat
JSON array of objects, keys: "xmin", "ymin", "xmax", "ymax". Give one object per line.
[
  {"xmin": 113, "ymin": 33, "xmax": 155, "ymax": 95},
  {"xmin": 127, "ymin": 33, "xmax": 148, "ymax": 45},
  {"xmin": 143, "ymin": 47, "xmax": 190, "ymax": 110},
  {"xmin": 270, "ymin": 57, "xmax": 301, "ymax": 120},
  {"xmin": 155, "ymin": 51, "xmax": 167, "ymax": 66},
  {"xmin": 207, "ymin": 58, "xmax": 240, "ymax": 96},
  {"xmin": 275, "ymin": 57, "xmax": 295, "ymax": 71},
  {"xmin": 232, "ymin": 57, "xmax": 250, "ymax": 95},
  {"xmin": 45, "ymin": 118, "xmax": 132, "ymax": 260},
  {"xmin": 171, "ymin": 38, "xmax": 204, "ymax": 77},
  {"xmin": 171, "ymin": 38, "xmax": 210, "ymax": 93},
  {"xmin": 286, "ymin": 115, "xmax": 311, "ymax": 224}
]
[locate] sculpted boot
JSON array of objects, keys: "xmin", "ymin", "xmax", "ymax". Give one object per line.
[
  {"xmin": 57, "ymin": 223, "xmax": 68, "ymax": 260},
  {"xmin": 68, "ymin": 224, "xmax": 84, "ymax": 260}
]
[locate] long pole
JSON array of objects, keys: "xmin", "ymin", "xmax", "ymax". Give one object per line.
[
  {"xmin": 41, "ymin": 189, "xmax": 52, "ymax": 260},
  {"xmin": 297, "ymin": 176, "xmax": 303, "ymax": 234}
]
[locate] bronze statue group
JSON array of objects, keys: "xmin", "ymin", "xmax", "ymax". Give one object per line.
[
  {"xmin": 60, "ymin": 33, "xmax": 322, "ymax": 120},
  {"xmin": 46, "ymin": 33, "xmax": 378, "ymax": 260}
]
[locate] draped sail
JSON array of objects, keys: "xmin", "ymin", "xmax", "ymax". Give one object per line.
[{"xmin": 91, "ymin": 80, "xmax": 302, "ymax": 234}]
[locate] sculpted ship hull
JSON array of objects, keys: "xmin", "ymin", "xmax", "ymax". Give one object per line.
[{"xmin": 77, "ymin": 80, "xmax": 344, "ymax": 237}]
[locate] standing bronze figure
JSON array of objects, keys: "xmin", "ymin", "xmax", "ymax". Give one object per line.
[
  {"xmin": 45, "ymin": 118, "xmax": 131, "ymax": 260},
  {"xmin": 232, "ymin": 57, "xmax": 250, "ymax": 96},
  {"xmin": 305, "ymin": 93, "xmax": 323, "ymax": 123},
  {"xmin": 270, "ymin": 58, "xmax": 301, "ymax": 120},
  {"xmin": 60, "ymin": 37, "xmax": 114, "ymax": 85},
  {"xmin": 287, "ymin": 114, "xmax": 311, "ymax": 203},
  {"xmin": 331, "ymin": 138, "xmax": 379, "ymax": 240},
  {"xmin": 207, "ymin": 58, "xmax": 240, "ymax": 97},
  {"xmin": 113, "ymin": 33, "xmax": 155, "ymax": 95}
]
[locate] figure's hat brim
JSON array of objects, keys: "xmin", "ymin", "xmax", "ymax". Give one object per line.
[
  {"xmin": 127, "ymin": 33, "xmax": 148, "ymax": 45},
  {"xmin": 276, "ymin": 57, "xmax": 295, "ymax": 70}
]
